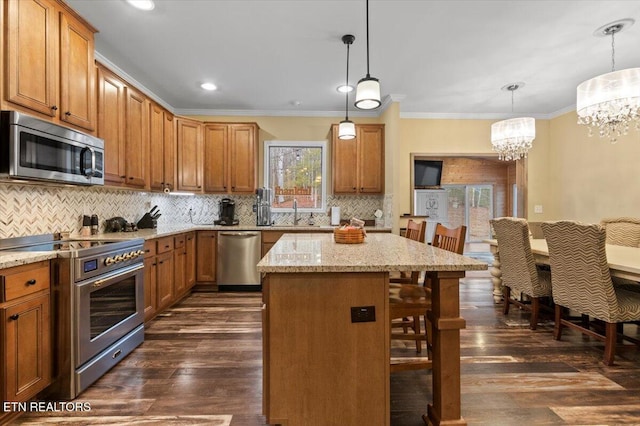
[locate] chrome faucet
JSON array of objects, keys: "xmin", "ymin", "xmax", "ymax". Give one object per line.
[{"xmin": 293, "ymin": 198, "xmax": 300, "ymax": 225}]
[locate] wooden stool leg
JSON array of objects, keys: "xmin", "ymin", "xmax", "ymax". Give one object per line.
[{"xmin": 413, "ymin": 316, "xmax": 422, "ymax": 353}]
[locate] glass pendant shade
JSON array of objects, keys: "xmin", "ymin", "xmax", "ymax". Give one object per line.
[
  {"xmin": 491, "ymin": 117, "xmax": 536, "ymax": 161},
  {"xmin": 576, "ymin": 67, "xmax": 640, "ymax": 142},
  {"xmin": 338, "ymin": 120, "xmax": 356, "ymax": 139},
  {"xmin": 355, "ymin": 76, "xmax": 381, "ymax": 110}
]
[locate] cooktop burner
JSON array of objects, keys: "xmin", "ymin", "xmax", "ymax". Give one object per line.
[
  {"xmin": 1, "ymin": 240, "xmax": 119, "ymax": 252},
  {"xmin": 0, "ymin": 234, "xmax": 142, "ymax": 259}
]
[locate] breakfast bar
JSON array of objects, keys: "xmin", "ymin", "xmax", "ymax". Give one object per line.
[{"xmin": 257, "ymin": 232, "xmax": 487, "ymax": 426}]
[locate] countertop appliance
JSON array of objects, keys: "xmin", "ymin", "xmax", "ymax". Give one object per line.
[
  {"xmin": 0, "ymin": 233, "xmax": 145, "ymax": 399},
  {"xmin": 214, "ymin": 198, "xmax": 238, "ymax": 226},
  {"xmin": 0, "ymin": 111, "xmax": 104, "ymax": 185},
  {"xmin": 255, "ymin": 187, "xmax": 272, "ymax": 226},
  {"xmin": 217, "ymin": 231, "xmax": 261, "ymax": 290}
]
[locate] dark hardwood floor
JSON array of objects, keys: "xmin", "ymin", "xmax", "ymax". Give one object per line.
[{"xmin": 12, "ymin": 275, "xmax": 640, "ymax": 425}]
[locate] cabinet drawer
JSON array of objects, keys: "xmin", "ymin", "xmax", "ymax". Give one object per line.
[
  {"xmin": 1, "ymin": 261, "xmax": 50, "ymax": 302},
  {"xmin": 143, "ymin": 240, "xmax": 157, "ymax": 258},
  {"xmin": 157, "ymin": 236, "xmax": 174, "ymax": 254},
  {"xmin": 262, "ymin": 231, "xmax": 286, "ymax": 244},
  {"xmin": 174, "ymin": 234, "xmax": 186, "ymax": 249}
]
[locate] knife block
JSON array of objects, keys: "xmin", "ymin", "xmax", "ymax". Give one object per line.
[{"xmin": 136, "ymin": 213, "xmax": 157, "ymax": 229}]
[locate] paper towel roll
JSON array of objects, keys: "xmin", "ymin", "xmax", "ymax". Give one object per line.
[{"xmin": 331, "ymin": 206, "xmax": 341, "ymax": 226}]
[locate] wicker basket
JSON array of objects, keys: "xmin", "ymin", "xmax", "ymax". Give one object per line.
[{"xmin": 334, "ymin": 228, "xmax": 365, "ymax": 244}]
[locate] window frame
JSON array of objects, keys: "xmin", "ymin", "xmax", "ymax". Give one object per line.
[{"xmin": 263, "ymin": 140, "xmax": 328, "ymax": 213}]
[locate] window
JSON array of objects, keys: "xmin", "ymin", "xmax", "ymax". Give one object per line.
[{"xmin": 264, "ymin": 141, "xmax": 327, "ymax": 212}]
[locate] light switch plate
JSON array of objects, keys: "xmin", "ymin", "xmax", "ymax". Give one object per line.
[{"xmin": 534, "ymin": 205, "xmax": 543, "ymax": 214}]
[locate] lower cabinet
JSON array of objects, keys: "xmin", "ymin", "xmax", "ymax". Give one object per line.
[
  {"xmin": 143, "ymin": 240, "xmax": 158, "ymax": 322},
  {"xmin": 156, "ymin": 248, "xmax": 174, "ymax": 311},
  {"xmin": 196, "ymin": 231, "xmax": 217, "ymax": 285},
  {"xmin": 174, "ymin": 234, "xmax": 187, "ymax": 297},
  {"xmin": 185, "ymin": 232, "xmax": 196, "ymax": 289},
  {"xmin": 1, "ymin": 261, "xmax": 52, "ymax": 416}
]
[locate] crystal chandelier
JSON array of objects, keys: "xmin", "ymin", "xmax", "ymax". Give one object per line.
[
  {"xmin": 577, "ymin": 19, "xmax": 640, "ymax": 143},
  {"xmin": 491, "ymin": 84, "xmax": 536, "ymax": 161}
]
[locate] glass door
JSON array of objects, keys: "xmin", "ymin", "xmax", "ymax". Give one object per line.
[{"xmin": 443, "ymin": 185, "xmax": 493, "ymax": 242}]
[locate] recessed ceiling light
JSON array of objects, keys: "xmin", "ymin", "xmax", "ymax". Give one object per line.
[
  {"xmin": 337, "ymin": 85, "xmax": 354, "ymax": 93},
  {"xmin": 200, "ymin": 82, "xmax": 217, "ymax": 91},
  {"xmin": 126, "ymin": 0, "xmax": 155, "ymax": 11}
]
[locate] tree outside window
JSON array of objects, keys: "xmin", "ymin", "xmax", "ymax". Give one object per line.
[{"xmin": 264, "ymin": 141, "xmax": 327, "ymax": 212}]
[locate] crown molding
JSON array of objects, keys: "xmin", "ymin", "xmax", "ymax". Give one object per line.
[{"xmin": 173, "ymin": 108, "xmax": 379, "ymax": 118}]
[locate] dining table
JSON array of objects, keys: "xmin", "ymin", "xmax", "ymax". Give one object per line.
[
  {"xmin": 485, "ymin": 238, "xmax": 640, "ymax": 303},
  {"xmin": 257, "ymin": 232, "xmax": 487, "ymax": 426}
]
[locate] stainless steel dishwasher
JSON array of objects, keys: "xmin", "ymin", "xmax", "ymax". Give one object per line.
[{"xmin": 217, "ymin": 231, "xmax": 262, "ymax": 290}]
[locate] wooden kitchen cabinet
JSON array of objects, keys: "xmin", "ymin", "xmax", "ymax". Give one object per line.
[
  {"xmin": 149, "ymin": 103, "xmax": 176, "ymax": 192},
  {"xmin": 176, "ymin": 117, "xmax": 203, "ymax": 192},
  {"xmin": 331, "ymin": 124, "xmax": 384, "ymax": 194},
  {"xmin": 185, "ymin": 232, "xmax": 196, "ymax": 289},
  {"xmin": 142, "ymin": 240, "xmax": 157, "ymax": 322},
  {"xmin": 196, "ymin": 231, "xmax": 217, "ymax": 284},
  {"xmin": 4, "ymin": 0, "xmax": 97, "ymax": 132},
  {"xmin": 124, "ymin": 87, "xmax": 148, "ymax": 188},
  {"xmin": 203, "ymin": 123, "xmax": 258, "ymax": 194},
  {"xmin": 97, "ymin": 64, "xmax": 127, "ymax": 185},
  {"xmin": 173, "ymin": 234, "xmax": 187, "ymax": 297},
  {"xmin": 0, "ymin": 261, "xmax": 52, "ymax": 408}
]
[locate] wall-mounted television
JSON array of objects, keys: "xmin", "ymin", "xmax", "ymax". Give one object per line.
[{"xmin": 414, "ymin": 160, "xmax": 443, "ymax": 188}]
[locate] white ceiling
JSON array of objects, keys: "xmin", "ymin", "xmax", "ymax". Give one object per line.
[{"xmin": 67, "ymin": 0, "xmax": 640, "ymax": 119}]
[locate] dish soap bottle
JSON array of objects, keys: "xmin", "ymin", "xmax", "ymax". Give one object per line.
[{"xmin": 308, "ymin": 213, "xmax": 315, "ymax": 226}]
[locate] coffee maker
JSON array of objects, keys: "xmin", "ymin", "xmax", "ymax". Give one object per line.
[
  {"xmin": 255, "ymin": 187, "xmax": 272, "ymax": 226},
  {"xmin": 215, "ymin": 198, "xmax": 239, "ymax": 226}
]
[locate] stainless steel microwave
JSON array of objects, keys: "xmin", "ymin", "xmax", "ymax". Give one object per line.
[{"xmin": 0, "ymin": 111, "xmax": 104, "ymax": 186}]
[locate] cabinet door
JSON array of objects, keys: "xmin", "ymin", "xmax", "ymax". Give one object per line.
[
  {"xmin": 3, "ymin": 293, "xmax": 52, "ymax": 402},
  {"xmin": 177, "ymin": 118, "xmax": 202, "ymax": 192},
  {"xmin": 163, "ymin": 112, "xmax": 176, "ymax": 191},
  {"xmin": 5, "ymin": 0, "xmax": 58, "ymax": 117},
  {"xmin": 125, "ymin": 87, "xmax": 148, "ymax": 188},
  {"xmin": 97, "ymin": 65, "xmax": 126, "ymax": 185},
  {"xmin": 196, "ymin": 231, "xmax": 217, "ymax": 283},
  {"xmin": 149, "ymin": 103, "xmax": 165, "ymax": 191},
  {"xmin": 229, "ymin": 124, "xmax": 257, "ymax": 193},
  {"xmin": 185, "ymin": 232, "xmax": 196, "ymax": 289},
  {"xmin": 59, "ymin": 10, "xmax": 96, "ymax": 131},
  {"xmin": 332, "ymin": 125, "xmax": 358, "ymax": 194},
  {"xmin": 143, "ymin": 257, "xmax": 157, "ymax": 322},
  {"xmin": 203, "ymin": 124, "xmax": 228, "ymax": 193},
  {"xmin": 156, "ymin": 251, "xmax": 174, "ymax": 310},
  {"xmin": 357, "ymin": 125, "xmax": 384, "ymax": 193}
]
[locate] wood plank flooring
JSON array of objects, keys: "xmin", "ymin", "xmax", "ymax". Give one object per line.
[{"xmin": 11, "ymin": 275, "xmax": 640, "ymax": 425}]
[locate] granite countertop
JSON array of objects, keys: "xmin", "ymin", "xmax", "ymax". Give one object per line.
[
  {"xmin": 0, "ymin": 224, "xmax": 392, "ymax": 269},
  {"xmin": 256, "ymin": 232, "xmax": 488, "ymax": 273}
]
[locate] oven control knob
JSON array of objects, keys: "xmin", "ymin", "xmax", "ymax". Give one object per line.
[
  {"xmin": 122, "ymin": 252, "xmax": 132, "ymax": 260},
  {"xmin": 114, "ymin": 254, "xmax": 124, "ymax": 262},
  {"xmin": 105, "ymin": 257, "xmax": 116, "ymax": 266},
  {"xmin": 128, "ymin": 251, "xmax": 137, "ymax": 259},
  {"xmin": 136, "ymin": 250, "xmax": 145, "ymax": 256}
]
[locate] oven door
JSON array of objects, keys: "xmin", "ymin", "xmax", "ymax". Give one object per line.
[{"xmin": 75, "ymin": 263, "xmax": 144, "ymax": 367}]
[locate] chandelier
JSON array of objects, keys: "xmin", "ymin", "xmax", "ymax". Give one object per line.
[
  {"xmin": 577, "ymin": 19, "xmax": 640, "ymax": 143},
  {"xmin": 338, "ymin": 35, "xmax": 356, "ymax": 140},
  {"xmin": 491, "ymin": 83, "xmax": 536, "ymax": 161}
]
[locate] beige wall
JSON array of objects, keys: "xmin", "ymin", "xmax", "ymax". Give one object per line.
[{"xmin": 548, "ymin": 111, "xmax": 640, "ymax": 223}]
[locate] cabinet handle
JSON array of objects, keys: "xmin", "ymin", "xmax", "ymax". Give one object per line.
[
  {"xmin": 9, "ymin": 314, "xmax": 19, "ymax": 321},
  {"xmin": 129, "ymin": 177, "xmax": 134, "ymax": 180},
  {"xmin": 352, "ymin": 187, "xmax": 357, "ymax": 190},
  {"xmin": 51, "ymin": 105, "xmax": 58, "ymax": 111},
  {"xmin": 165, "ymin": 245, "xmax": 170, "ymax": 249},
  {"xmin": 145, "ymin": 249, "xmax": 151, "ymax": 253},
  {"xmin": 159, "ymin": 261, "xmax": 164, "ymax": 264},
  {"xmin": 65, "ymin": 111, "xmax": 71, "ymax": 116},
  {"xmin": 120, "ymin": 175, "xmax": 126, "ymax": 179},
  {"xmin": 152, "ymin": 263, "xmax": 157, "ymax": 266},
  {"xmin": 197, "ymin": 186, "xmax": 201, "ymax": 189},
  {"xmin": 223, "ymin": 186, "xmax": 227, "ymax": 190},
  {"xmin": 26, "ymin": 279, "xmax": 37, "ymax": 286}
]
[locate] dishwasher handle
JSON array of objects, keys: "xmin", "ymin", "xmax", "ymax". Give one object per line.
[{"xmin": 219, "ymin": 231, "xmax": 260, "ymax": 237}]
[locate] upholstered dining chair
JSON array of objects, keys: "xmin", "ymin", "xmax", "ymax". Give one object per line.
[
  {"xmin": 491, "ymin": 217, "xmax": 552, "ymax": 330},
  {"xmin": 541, "ymin": 221, "xmax": 640, "ymax": 365},
  {"xmin": 600, "ymin": 217, "xmax": 640, "ymax": 247},
  {"xmin": 389, "ymin": 220, "xmax": 432, "ymax": 371}
]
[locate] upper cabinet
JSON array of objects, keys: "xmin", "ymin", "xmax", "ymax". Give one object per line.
[
  {"xmin": 149, "ymin": 103, "xmax": 175, "ymax": 192},
  {"xmin": 124, "ymin": 86, "xmax": 148, "ymax": 188},
  {"xmin": 97, "ymin": 65, "xmax": 126, "ymax": 185},
  {"xmin": 176, "ymin": 117, "xmax": 203, "ymax": 192},
  {"xmin": 203, "ymin": 123, "xmax": 258, "ymax": 194},
  {"xmin": 4, "ymin": 0, "xmax": 97, "ymax": 132},
  {"xmin": 332, "ymin": 124, "xmax": 385, "ymax": 194}
]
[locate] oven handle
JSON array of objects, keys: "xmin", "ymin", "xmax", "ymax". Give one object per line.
[{"xmin": 88, "ymin": 263, "xmax": 144, "ymax": 289}]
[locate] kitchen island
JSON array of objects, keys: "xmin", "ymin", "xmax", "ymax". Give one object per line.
[{"xmin": 257, "ymin": 232, "xmax": 487, "ymax": 426}]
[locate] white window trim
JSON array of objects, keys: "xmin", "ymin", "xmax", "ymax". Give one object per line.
[{"xmin": 263, "ymin": 140, "xmax": 327, "ymax": 213}]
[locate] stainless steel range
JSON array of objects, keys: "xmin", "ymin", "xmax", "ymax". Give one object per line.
[{"xmin": 0, "ymin": 234, "xmax": 145, "ymax": 399}]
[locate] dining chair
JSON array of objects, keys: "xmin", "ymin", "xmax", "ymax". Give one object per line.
[
  {"xmin": 431, "ymin": 223, "xmax": 466, "ymax": 254},
  {"xmin": 491, "ymin": 217, "xmax": 552, "ymax": 329},
  {"xmin": 541, "ymin": 220, "xmax": 640, "ymax": 365},
  {"xmin": 389, "ymin": 220, "xmax": 432, "ymax": 371},
  {"xmin": 600, "ymin": 217, "xmax": 640, "ymax": 247}
]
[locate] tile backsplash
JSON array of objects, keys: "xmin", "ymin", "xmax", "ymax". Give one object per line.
[{"xmin": 0, "ymin": 182, "xmax": 388, "ymax": 238}]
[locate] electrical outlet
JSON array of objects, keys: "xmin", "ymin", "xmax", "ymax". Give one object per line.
[
  {"xmin": 144, "ymin": 201, "xmax": 151, "ymax": 210},
  {"xmin": 534, "ymin": 205, "xmax": 543, "ymax": 214},
  {"xmin": 351, "ymin": 306, "xmax": 376, "ymax": 323}
]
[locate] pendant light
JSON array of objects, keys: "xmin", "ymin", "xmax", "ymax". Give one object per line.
[
  {"xmin": 491, "ymin": 83, "xmax": 536, "ymax": 161},
  {"xmin": 339, "ymin": 35, "xmax": 356, "ymax": 139},
  {"xmin": 354, "ymin": 0, "xmax": 381, "ymax": 110},
  {"xmin": 576, "ymin": 19, "xmax": 640, "ymax": 143}
]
